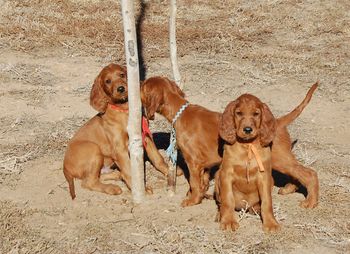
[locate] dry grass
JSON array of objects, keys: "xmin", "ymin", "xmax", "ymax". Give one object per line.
[
  {"xmin": 0, "ymin": 201, "xmax": 58, "ymax": 253},
  {"xmin": 293, "ymin": 142, "xmax": 318, "ymax": 167},
  {"xmin": 1, "ymin": 0, "xmax": 349, "ymax": 106},
  {"xmin": 2, "ymin": 0, "xmax": 349, "ymax": 87},
  {"xmin": 0, "ymin": 115, "xmax": 86, "ymax": 187},
  {"xmin": 0, "ymin": 63, "xmax": 57, "ymax": 86},
  {"xmin": 0, "ymin": 0, "xmax": 124, "ymax": 59},
  {"xmin": 0, "ymin": 149, "xmax": 37, "ymax": 174}
]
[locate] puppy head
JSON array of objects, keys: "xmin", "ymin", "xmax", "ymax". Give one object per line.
[
  {"xmin": 141, "ymin": 76, "xmax": 185, "ymax": 120},
  {"xmin": 220, "ymin": 94, "xmax": 276, "ymax": 146},
  {"xmin": 90, "ymin": 64, "xmax": 127, "ymax": 112}
]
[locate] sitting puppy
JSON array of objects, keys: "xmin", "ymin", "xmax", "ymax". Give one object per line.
[
  {"xmin": 215, "ymin": 94, "xmax": 280, "ymax": 232},
  {"xmin": 63, "ymin": 64, "xmax": 168, "ymax": 199}
]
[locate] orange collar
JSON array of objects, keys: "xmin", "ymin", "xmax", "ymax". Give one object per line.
[
  {"xmin": 108, "ymin": 103, "xmax": 129, "ymax": 113},
  {"xmin": 245, "ymin": 143, "xmax": 265, "ymax": 182}
]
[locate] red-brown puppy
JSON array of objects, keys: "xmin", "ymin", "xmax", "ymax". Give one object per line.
[
  {"xmin": 141, "ymin": 77, "xmax": 319, "ymax": 208},
  {"xmin": 63, "ymin": 64, "xmax": 168, "ymax": 199},
  {"xmin": 215, "ymin": 94, "xmax": 279, "ymax": 232}
]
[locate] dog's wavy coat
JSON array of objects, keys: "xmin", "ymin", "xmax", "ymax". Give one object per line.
[
  {"xmin": 215, "ymin": 94, "xmax": 279, "ymax": 232},
  {"xmin": 63, "ymin": 64, "xmax": 168, "ymax": 199},
  {"xmin": 141, "ymin": 77, "xmax": 319, "ymax": 208}
]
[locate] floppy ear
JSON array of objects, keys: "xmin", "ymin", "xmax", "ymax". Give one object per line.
[
  {"xmin": 260, "ymin": 103, "xmax": 276, "ymax": 146},
  {"xmin": 90, "ymin": 73, "xmax": 110, "ymax": 112},
  {"xmin": 141, "ymin": 84, "xmax": 162, "ymax": 120},
  {"xmin": 219, "ymin": 100, "xmax": 237, "ymax": 144}
]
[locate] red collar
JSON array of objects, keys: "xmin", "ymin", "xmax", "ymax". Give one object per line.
[
  {"xmin": 142, "ymin": 116, "xmax": 153, "ymax": 148},
  {"xmin": 108, "ymin": 103, "xmax": 129, "ymax": 113}
]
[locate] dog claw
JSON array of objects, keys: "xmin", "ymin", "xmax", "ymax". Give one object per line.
[
  {"xmin": 299, "ymin": 198, "xmax": 317, "ymax": 209},
  {"xmin": 263, "ymin": 222, "xmax": 281, "ymax": 233},
  {"xmin": 220, "ymin": 220, "xmax": 239, "ymax": 231},
  {"xmin": 108, "ymin": 185, "xmax": 122, "ymax": 195},
  {"xmin": 181, "ymin": 198, "xmax": 201, "ymax": 207}
]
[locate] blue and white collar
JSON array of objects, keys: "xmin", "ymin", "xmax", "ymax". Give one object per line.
[
  {"xmin": 166, "ymin": 102, "xmax": 190, "ymax": 166},
  {"xmin": 171, "ymin": 102, "xmax": 190, "ymax": 125}
]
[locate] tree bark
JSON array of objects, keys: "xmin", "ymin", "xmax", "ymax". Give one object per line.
[
  {"xmin": 167, "ymin": 0, "xmax": 181, "ymax": 196},
  {"xmin": 169, "ymin": 0, "xmax": 182, "ymax": 88},
  {"xmin": 121, "ymin": 0, "xmax": 145, "ymax": 203}
]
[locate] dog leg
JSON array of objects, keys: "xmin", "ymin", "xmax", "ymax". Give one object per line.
[
  {"xmin": 100, "ymin": 170, "xmax": 122, "ymax": 182},
  {"xmin": 272, "ymin": 129, "xmax": 319, "ymax": 208},
  {"xmin": 217, "ymin": 169, "xmax": 239, "ymax": 231},
  {"xmin": 181, "ymin": 165, "xmax": 204, "ymax": 207},
  {"xmin": 201, "ymin": 171, "xmax": 213, "ymax": 199},
  {"xmin": 258, "ymin": 174, "xmax": 280, "ymax": 233},
  {"xmin": 81, "ymin": 177, "xmax": 122, "ymax": 195},
  {"xmin": 144, "ymin": 136, "xmax": 169, "ymax": 176},
  {"xmin": 272, "ymin": 158, "xmax": 319, "ymax": 208}
]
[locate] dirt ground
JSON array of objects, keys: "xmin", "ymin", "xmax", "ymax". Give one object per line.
[{"xmin": 1, "ymin": 0, "xmax": 349, "ymax": 253}]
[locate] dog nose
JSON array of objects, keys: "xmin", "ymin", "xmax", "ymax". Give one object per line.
[
  {"xmin": 117, "ymin": 86, "xmax": 125, "ymax": 93},
  {"xmin": 243, "ymin": 127, "xmax": 253, "ymax": 134}
]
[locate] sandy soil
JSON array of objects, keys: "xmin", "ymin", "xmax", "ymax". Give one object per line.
[{"xmin": 0, "ymin": 0, "xmax": 349, "ymax": 253}]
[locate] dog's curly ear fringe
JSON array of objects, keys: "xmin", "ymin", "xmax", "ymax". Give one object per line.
[
  {"xmin": 90, "ymin": 72, "xmax": 109, "ymax": 112},
  {"xmin": 145, "ymin": 91, "xmax": 162, "ymax": 120},
  {"xmin": 219, "ymin": 100, "xmax": 237, "ymax": 144},
  {"xmin": 260, "ymin": 103, "xmax": 276, "ymax": 147},
  {"xmin": 140, "ymin": 79, "xmax": 163, "ymax": 120}
]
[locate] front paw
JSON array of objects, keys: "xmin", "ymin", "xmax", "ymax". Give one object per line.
[
  {"xmin": 220, "ymin": 218, "xmax": 239, "ymax": 231},
  {"xmin": 263, "ymin": 221, "xmax": 281, "ymax": 233},
  {"xmin": 299, "ymin": 198, "xmax": 318, "ymax": 208},
  {"xmin": 181, "ymin": 197, "xmax": 201, "ymax": 207},
  {"xmin": 176, "ymin": 167, "xmax": 184, "ymax": 176},
  {"xmin": 204, "ymin": 193, "xmax": 214, "ymax": 200},
  {"xmin": 106, "ymin": 185, "xmax": 122, "ymax": 195}
]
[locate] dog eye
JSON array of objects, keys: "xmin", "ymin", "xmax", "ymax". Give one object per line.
[
  {"xmin": 120, "ymin": 73, "xmax": 125, "ymax": 78},
  {"xmin": 253, "ymin": 112, "xmax": 260, "ymax": 116},
  {"xmin": 105, "ymin": 79, "xmax": 111, "ymax": 84},
  {"xmin": 235, "ymin": 111, "xmax": 242, "ymax": 116}
]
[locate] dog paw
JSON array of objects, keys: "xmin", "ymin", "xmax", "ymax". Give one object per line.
[
  {"xmin": 220, "ymin": 219, "xmax": 239, "ymax": 231},
  {"xmin": 204, "ymin": 193, "xmax": 214, "ymax": 200},
  {"xmin": 278, "ymin": 183, "xmax": 298, "ymax": 195},
  {"xmin": 181, "ymin": 198, "xmax": 201, "ymax": 207},
  {"xmin": 263, "ymin": 221, "xmax": 281, "ymax": 233},
  {"xmin": 299, "ymin": 198, "xmax": 318, "ymax": 209},
  {"xmin": 108, "ymin": 185, "xmax": 122, "ymax": 195},
  {"xmin": 176, "ymin": 168, "xmax": 184, "ymax": 176}
]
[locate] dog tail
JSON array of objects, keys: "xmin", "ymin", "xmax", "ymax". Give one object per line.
[
  {"xmin": 277, "ymin": 81, "xmax": 318, "ymax": 128},
  {"xmin": 63, "ymin": 168, "xmax": 76, "ymax": 200}
]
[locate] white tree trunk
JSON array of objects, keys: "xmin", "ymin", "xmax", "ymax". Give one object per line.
[
  {"xmin": 167, "ymin": 0, "xmax": 181, "ymax": 196},
  {"xmin": 121, "ymin": 0, "xmax": 145, "ymax": 203},
  {"xmin": 169, "ymin": 0, "xmax": 182, "ymax": 88}
]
